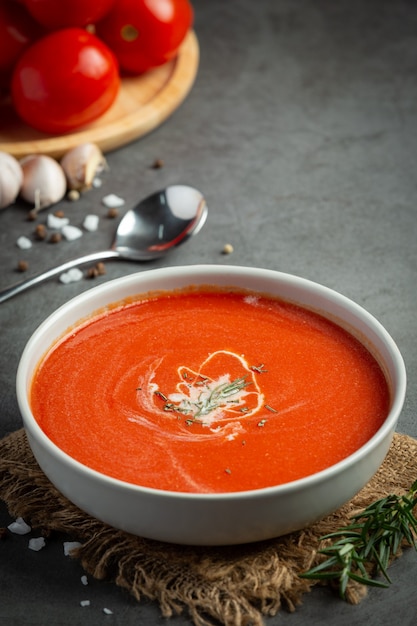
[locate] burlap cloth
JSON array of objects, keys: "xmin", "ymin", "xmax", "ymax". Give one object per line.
[{"xmin": 1, "ymin": 429, "xmax": 416, "ymax": 626}]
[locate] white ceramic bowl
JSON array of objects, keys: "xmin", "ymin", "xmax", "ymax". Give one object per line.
[{"xmin": 16, "ymin": 265, "xmax": 406, "ymax": 545}]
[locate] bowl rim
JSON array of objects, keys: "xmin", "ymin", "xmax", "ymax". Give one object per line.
[{"xmin": 16, "ymin": 264, "xmax": 407, "ymax": 501}]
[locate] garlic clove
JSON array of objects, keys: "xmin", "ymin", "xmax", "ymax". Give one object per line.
[
  {"xmin": 0, "ymin": 151, "xmax": 23, "ymax": 209},
  {"xmin": 20, "ymin": 155, "xmax": 67, "ymax": 211},
  {"xmin": 60, "ymin": 143, "xmax": 107, "ymax": 192}
]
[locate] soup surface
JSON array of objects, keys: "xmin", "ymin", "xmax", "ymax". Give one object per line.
[{"xmin": 30, "ymin": 287, "xmax": 390, "ymax": 493}]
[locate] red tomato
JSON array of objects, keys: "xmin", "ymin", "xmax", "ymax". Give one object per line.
[
  {"xmin": 0, "ymin": 0, "xmax": 45, "ymax": 90},
  {"xmin": 96, "ymin": 0, "xmax": 193, "ymax": 75},
  {"xmin": 21, "ymin": 0, "xmax": 116, "ymax": 29},
  {"xmin": 11, "ymin": 28, "xmax": 120, "ymax": 134}
]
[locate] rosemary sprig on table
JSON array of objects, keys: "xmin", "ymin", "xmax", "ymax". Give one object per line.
[{"xmin": 300, "ymin": 479, "xmax": 417, "ymax": 598}]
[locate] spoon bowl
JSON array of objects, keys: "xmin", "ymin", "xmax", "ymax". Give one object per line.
[
  {"xmin": 115, "ymin": 185, "xmax": 207, "ymax": 261},
  {"xmin": 0, "ymin": 185, "xmax": 207, "ymax": 303}
]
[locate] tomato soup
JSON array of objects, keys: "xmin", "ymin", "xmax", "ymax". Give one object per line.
[{"xmin": 30, "ymin": 287, "xmax": 390, "ymax": 494}]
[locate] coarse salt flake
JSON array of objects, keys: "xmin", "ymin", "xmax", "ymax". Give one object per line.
[
  {"xmin": 81, "ymin": 575, "xmax": 88, "ymax": 586},
  {"xmin": 62, "ymin": 224, "xmax": 83, "ymax": 241},
  {"xmin": 29, "ymin": 537, "xmax": 46, "ymax": 551},
  {"xmin": 80, "ymin": 600, "xmax": 91, "ymax": 608},
  {"xmin": 47, "ymin": 214, "xmax": 69, "ymax": 229},
  {"xmin": 8, "ymin": 517, "xmax": 31, "ymax": 535},
  {"xmin": 102, "ymin": 194, "xmax": 125, "ymax": 208},
  {"xmin": 103, "ymin": 608, "xmax": 113, "ymax": 615},
  {"xmin": 59, "ymin": 268, "xmax": 83, "ymax": 284},
  {"xmin": 83, "ymin": 214, "xmax": 99, "ymax": 232},
  {"xmin": 63, "ymin": 540, "xmax": 82, "ymax": 556},
  {"xmin": 92, "ymin": 177, "xmax": 102, "ymax": 188},
  {"xmin": 16, "ymin": 236, "xmax": 32, "ymax": 250}
]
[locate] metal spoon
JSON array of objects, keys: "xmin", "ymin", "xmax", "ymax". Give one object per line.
[{"xmin": 0, "ymin": 185, "xmax": 207, "ymax": 304}]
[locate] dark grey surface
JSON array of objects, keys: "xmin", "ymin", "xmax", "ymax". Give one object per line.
[{"xmin": 1, "ymin": 0, "xmax": 417, "ymax": 623}]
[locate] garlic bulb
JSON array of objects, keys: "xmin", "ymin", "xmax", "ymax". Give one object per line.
[
  {"xmin": 0, "ymin": 152, "xmax": 23, "ymax": 209},
  {"xmin": 61, "ymin": 143, "xmax": 107, "ymax": 192},
  {"xmin": 20, "ymin": 155, "xmax": 67, "ymax": 211}
]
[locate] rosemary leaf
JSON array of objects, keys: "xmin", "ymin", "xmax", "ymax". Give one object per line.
[{"xmin": 347, "ymin": 572, "xmax": 390, "ymax": 589}]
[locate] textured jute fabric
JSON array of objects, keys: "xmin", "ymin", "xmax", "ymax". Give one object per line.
[{"xmin": 1, "ymin": 429, "xmax": 416, "ymax": 626}]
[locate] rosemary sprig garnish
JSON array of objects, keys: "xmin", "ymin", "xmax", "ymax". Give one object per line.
[
  {"xmin": 192, "ymin": 376, "xmax": 252, "ymax": 417},
  {"xmin": 300, "ymin": 479, "xmax": 417, "ymax": 598},
  {"xmin": 158, "ymin": 376, "xmax": 252, "ymax": 420}
]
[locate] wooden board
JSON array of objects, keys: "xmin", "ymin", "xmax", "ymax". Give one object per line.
[{"xmin": 0, "ymin": 30, "xmax": 199, "ymax": 159}]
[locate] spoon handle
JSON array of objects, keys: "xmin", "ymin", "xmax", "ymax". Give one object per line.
[{"xmin": 0, "ymin": 250, "xmax": 121, "ymax": 304}]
